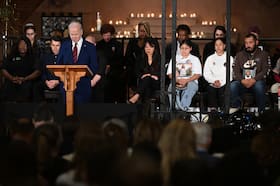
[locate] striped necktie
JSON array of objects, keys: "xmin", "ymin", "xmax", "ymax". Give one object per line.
[{"xmin": 72, "ymin": 43, "xmax": 78, "ymax": 63}]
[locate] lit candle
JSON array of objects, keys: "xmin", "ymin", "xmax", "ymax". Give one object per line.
[
  {"xmin": 169, "ymin": 13, "xmax": 172, "ymax": 18},
  {"xmin": 130, "ymin": 13, "xmax": 134, "ymax": 18},
  {"xmin": 140, "ymin": 13, "xmax": 144, "ymax": 17},
  {"xmin": 184, "ymin": 13, "xmax": 187, "ymax": 17},
  {"xmin": 124, "ymin": 21, "xmax": 127, "ymax": 25},
  {"xmin": 213, "ymin": 21, "xmax": 217, "ymax": 25},
  {"xmin": 91, "ymin": 27, "xmax": 95, "ymax": 32},
  {"xmin": 205, "ymin": 21, "xmax": 208, "ymax": 25},
  {"xmin": 116, "ymin": 21, "xmax": 119, "ymax": 25},
  {"xmin": 158, "ymin": 13, "xmax": 162, "ymax": 18},
  {"xmin": 209, "ymin": 21, "xmax": 213, "ymax": 25},
  {"xmin": 137, "ymin": 13, "xmax": 140, "ymax": 18},
  {"xmin": 151, "ymin": 13, "xmax": 155, "ymax": 17},
  {"xmin": 233, "ymin": 28, "xmax": 237, "ymax": 32},
  {"xmin": 147, "ymin": 13, "xmax": 150, "ymax": 18},
  {"xmin": 119, "ymin": 20, "xmax": 123, "ymax": 24},
  {"xmin": 193, "ymin": 13, "xmax": 196, "ymax": 17},
  {"xmin": 109, "ymin": 20, "xmax": 113, "ymax": 24}
]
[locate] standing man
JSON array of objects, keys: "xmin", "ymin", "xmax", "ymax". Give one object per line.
[
  {"xmin": 230, "ymin": 33, "xmax": 269, "ymax": 113},
  {"xmin": 57, "ymin": 20, "xmax": 98, "ymax": 103}
]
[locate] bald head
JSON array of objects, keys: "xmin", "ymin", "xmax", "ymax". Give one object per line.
[{"xmin": 68, "ymin": 21, "xmax": 83, "ymax": 43}]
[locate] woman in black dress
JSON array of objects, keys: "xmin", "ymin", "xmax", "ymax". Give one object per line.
[{"xmin": 128, "ymin": 37, "xmax": 161, "ymax": 103}]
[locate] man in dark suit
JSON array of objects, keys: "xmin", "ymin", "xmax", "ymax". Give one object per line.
[{"xmin": 57, "ymin": 20, "xmax": 98, "ymax": 103}]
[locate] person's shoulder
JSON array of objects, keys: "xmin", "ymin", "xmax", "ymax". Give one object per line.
[
  {"xmin": 83, "ymin": 39, "xmax": 95, "ymax": 47},
  {"xmin": 61, "ymin": 38, "xmax": 71, "ymax": 46},
  {"xmin": 189, "ymin": 54, "xmax": 200, "ymax": 62}
]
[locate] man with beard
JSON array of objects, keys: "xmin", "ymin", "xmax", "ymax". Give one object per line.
[{"xmin": 230, "ymin": 33, "xmax": 269, "ymax": 113}]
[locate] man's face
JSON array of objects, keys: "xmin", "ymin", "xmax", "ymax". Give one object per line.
[
  {"xmin": 25, "ymin": 28, "xmax": 36, "ymax": 43},
  {"xmin": 50, "ymin": 40, "xmax": 61, "ymax": 55},
  {"xmin": 102, "ymin": 32, "xmax": 112, "ymax": 42},
  {"xmin": 245, "ymin": 36, "xmax": 257, "ymax": 53},
  {"xmin": 69, "ymin": 24, "xmax": 83, "ymax": 43},
  {"xmin": 177, "ymin": 30, "xmax": 188, "ymax": 43}
]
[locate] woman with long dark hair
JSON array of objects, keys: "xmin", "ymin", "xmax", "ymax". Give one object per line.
[{"xmin": 128, "ymin": 37, "xmax": 161, "ymax": 103}]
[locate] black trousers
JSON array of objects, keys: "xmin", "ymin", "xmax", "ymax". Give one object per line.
[
  {"xmin": 207, "ymin": 85, "xmax": 225, "ymax": 108},
  {"xmin": 137, "ymin": 76, "xmax": 160, "ymax": 102}
]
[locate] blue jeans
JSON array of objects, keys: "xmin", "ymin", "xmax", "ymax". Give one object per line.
[
  {"xmin": 230, "ymin": 80, "xmax": 266, "ymax": 112},
  {"xmin": 168, "ymin": 81, "xmax": 198, "ymax": 110}
]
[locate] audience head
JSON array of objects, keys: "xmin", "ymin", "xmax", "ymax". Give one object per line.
[
  {"xmin": 100, "ymin": 23, "xmax": 116, "ymax": 42},
  {"xmin": 32, "ymin": 103, "xmax": 55, "ymax": 128},
  {"xmin": 102, "ymin": 118, "xmax": 129, "ymax": 154},
  {"xmin": 138, "ymin": 21, "xmax": 151, "ymax": 39},
  {"xmin": 32, "ymin": 124, "xmax": 62, "ymax": 164},
  {"xmin": 9, "ymin": 117, "xmax": 34, "ymax": 144},
  {"xmin": 244, "ymin": 33, "xmax": 258, "ymax": 53},
  {"xmin": 119, "ymin": 145, "xmax": 162, "ymax": 186},
  {"xmin": 133, "ymin": 118, "xmax": 162, "ymax": 146},
  {"xmin": 176, "ymin": 24, "xmax": 191, "ymax": 42},
  {"xmin": 50, "ymin": 35, "xmax": 62, "ymax": 55},
  {"xmin": 158, "ymin": 119, "xmax": 197, "ymax": 185},
  {"xmin": 68, "ymin": 20, "xmax": 83, "ymax": 43},
  {"xmin": 213, "ymin": 25, "xmax": 226, "ymax": 39},
  {"xmin": 74, "ymin": 124, "xmax": 120, "ymax": 186},
  {"xmin": 24, "ymin": 23, "xmax": 36, "ymax": 45}
]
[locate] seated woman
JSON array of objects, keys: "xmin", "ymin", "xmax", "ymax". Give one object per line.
[
  {"xmin": 128, "ymin": 37, "xmax": 160, "ymax": 103},
  {"xmin": 166, "ymin": 39, "xmax": 202, "ymax": 111},
  {"xmin": 1, "ymin": 36, "xmax": 41, "ymax": 102},
  {"xmin": 203, "ymin": 37, "xmax": 233, "ymax": 111}
]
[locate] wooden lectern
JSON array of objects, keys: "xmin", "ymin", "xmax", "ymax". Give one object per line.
[{"xmin": 47, "ymin": 65, "xmax": 93, "ymax": 116}]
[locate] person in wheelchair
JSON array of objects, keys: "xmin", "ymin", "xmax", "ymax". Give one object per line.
[{"xmin": 166, "ymin": 39, "xmax": 202, "ymax": 111}]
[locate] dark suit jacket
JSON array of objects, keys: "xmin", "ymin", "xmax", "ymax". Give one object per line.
[{"xmin": 57, "ymin": 38, "xmax": 98, "ymax": 103}]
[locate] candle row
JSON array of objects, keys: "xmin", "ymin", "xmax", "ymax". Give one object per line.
[
  {"xmin": 129, "ymin": 12, "xmax": 197, "ymax": 18},
  {"xmin": 191, "ymin": 31, "xmax": 205, "ymax": 39},
  {"xmin": 109, "ymin": 20, "xmax": 127, "ymax": 25},
  {"xmin": 201, "ymin": 20, "xmax": 217, "ymax": 26},
  {"xmin": 116, "ymin": 30, "xmax": 131, "ymax": 38}
]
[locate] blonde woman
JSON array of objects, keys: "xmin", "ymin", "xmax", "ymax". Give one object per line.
[{"xmin": 158, "ymin": 119, "xmax": 197, "ymax": 185}]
